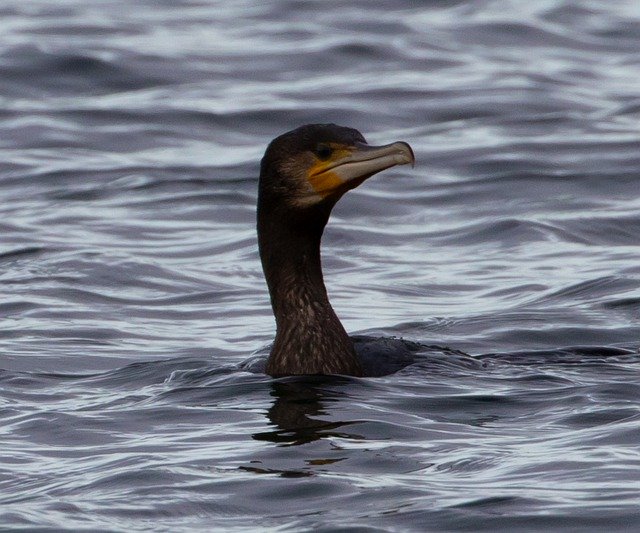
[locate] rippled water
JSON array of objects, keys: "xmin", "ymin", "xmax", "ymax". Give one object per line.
[{"xmin": 2, "ymin": 0, "xmax": 640, "ymax": 530}]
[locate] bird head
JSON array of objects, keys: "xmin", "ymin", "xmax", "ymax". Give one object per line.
[{"xmin": 259, "ymin": 123, "xmax": 414, "ymax": 210}]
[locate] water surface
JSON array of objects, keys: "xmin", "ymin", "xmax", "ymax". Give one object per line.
[{"xmin": 1, "ymin": 1, "xmax": 640, "ymax": 531}]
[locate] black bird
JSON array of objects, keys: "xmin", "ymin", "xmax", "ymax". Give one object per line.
[{"xmin": 258, "ymin": 123, "xmax": 415, "ymax": 377}]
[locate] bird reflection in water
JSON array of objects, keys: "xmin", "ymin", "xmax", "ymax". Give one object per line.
[{"xmin": 251, "ymin": 376, "xmax": 363, "ymax": 446}]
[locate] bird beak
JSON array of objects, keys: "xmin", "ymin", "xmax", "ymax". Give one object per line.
[
  {"xmin": 335, "ymin": 141, "xmax": 415, "ymax": 182},
  {"xmin": 308, "ymin": 141, "xmax": 415, "ymax": 198}
]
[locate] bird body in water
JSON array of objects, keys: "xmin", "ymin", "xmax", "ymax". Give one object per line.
[{"xmin": 258, "ymin": 124, "xmax": 415, "ymax": 377}]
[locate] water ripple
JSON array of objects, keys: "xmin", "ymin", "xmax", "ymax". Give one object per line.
[{"xmin": 2, "ymin": 0, "xmax": 640, "ymax": 531}]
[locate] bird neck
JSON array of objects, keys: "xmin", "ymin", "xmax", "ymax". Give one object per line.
[{"xmin": 257, "ymin": 200, "xmax": 362, "ymax": 376}]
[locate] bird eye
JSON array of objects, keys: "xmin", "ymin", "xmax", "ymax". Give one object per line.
[{"xmin": 315, "ymin": 144, "xmax": 332, "ymax": 160}]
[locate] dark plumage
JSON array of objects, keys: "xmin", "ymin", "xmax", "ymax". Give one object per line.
[{"xmin": 257, "ymin": 124, "xmax": 414, "ymax": 376}]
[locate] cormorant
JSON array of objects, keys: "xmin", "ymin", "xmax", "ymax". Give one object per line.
[{"xmin": 258, "ymin": 123, "xmax": 415, "ymax": 377}]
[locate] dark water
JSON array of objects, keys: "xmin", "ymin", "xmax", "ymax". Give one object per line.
[{"xmin": 2, "ymin": 0, "xmax": 640, "ymax": 530}]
